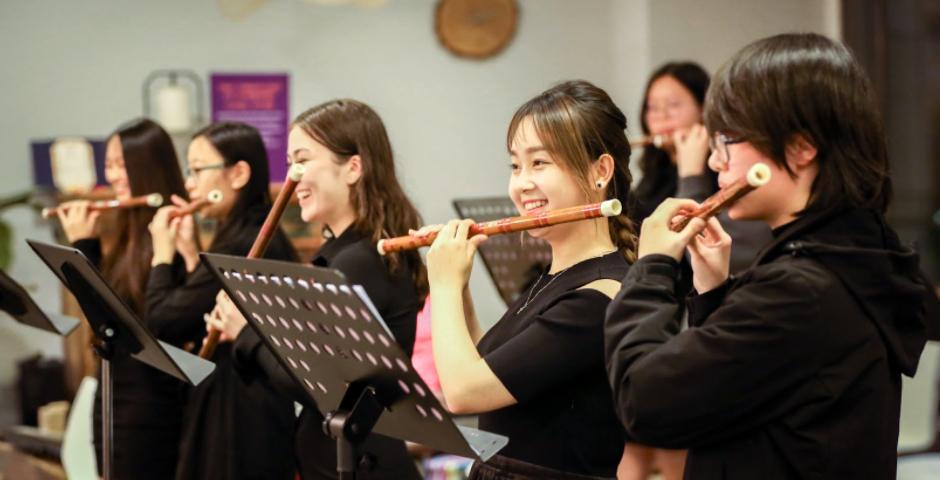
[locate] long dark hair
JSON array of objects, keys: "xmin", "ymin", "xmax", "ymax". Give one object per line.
[
  {"xmin": 634, "ymin": 62, "xmax": 712, "ymax": 210},
  {"xmin": 704, "ymin": 33, "xmax": 891, "ymax": 215},
  {"xmin": 102, "ymin": 118, "xmax": 187, "ymax": 313},
  {"xmin": 190, "ymin": 121, "xmax": 294, "ymax": 256},
  {"xmin": 507, "ymin": 80, "xmax": 638, "ymax": 261},
  {"xmin": 292, "ymin": 100, "xmax": 428, "ymax": 299}
]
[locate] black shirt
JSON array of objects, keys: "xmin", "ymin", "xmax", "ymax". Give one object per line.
[
  {"xmin": 232, "ymin": 226, "xmax": 422, "ymax": 480},
  {"xmin": 476, "ymin": 251, "xmax": 630, "ymax": 477},
  {"xmin": 148, "ymin": 205, "xmax": 299, "ymax": 480}
]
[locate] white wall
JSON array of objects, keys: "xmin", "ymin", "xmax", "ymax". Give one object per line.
[{"xmin": 0, "ymin": 0, "xmax": 835, "ymax": 416}]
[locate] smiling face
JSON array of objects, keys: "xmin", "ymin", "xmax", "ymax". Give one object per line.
[
  {"xmin": 644, "ymin": 75, "xmax": 703, "ymax": 136},
  {"xmin": 287, "ymin": 126, "xmax": 358, "ymax": 228},
  {"xmin": 104, "ymin": 135, "xmax": 131, "ymax": 200},
  {"xmin": 508, "ymin": 117, "xmax": 595, "ymax": 241}
]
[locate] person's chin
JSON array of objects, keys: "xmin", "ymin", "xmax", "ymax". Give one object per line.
[{"xmin": 299, "ymin": 206, "xmax": 316, "ymax": 224}]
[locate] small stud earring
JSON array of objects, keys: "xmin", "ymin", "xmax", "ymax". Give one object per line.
[{"xmin": 596, "ymin": 181, "xmax": 604, "ymax": 189}]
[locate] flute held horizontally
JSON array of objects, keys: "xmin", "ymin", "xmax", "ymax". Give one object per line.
[
  {"xmin": 42, "ymin": 193, "xmax": 164, "ymax": 219},
  {"xmin": 668, "ymin": 163, "xmax": 771, "ymax": 232},
  {"xmin": 377, "ymin": 199, "xmax": 622, "ymax": 255}
]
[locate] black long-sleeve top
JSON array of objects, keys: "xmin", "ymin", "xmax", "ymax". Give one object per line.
[
  {"xmin": 145, "ymin": 205, "xmax": 300, "ymax": 480},
  {"xmin": 605, "ymin": 208, "xmax": 929, "ymax": 479},
  {"xmin": 232, "ymin": 226, "xmax": 423, "ymax": 480}
]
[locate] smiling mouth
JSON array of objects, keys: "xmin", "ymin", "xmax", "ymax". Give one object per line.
[{"xmin": 522, "ymin": 199, "xmax": 548, "ymax": 213}]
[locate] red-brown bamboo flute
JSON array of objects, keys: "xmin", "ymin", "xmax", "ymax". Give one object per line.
[
  {"xmin": 167, "ymin": 190, "xmax": 225, "ymax": 221},
  {"xmin": 377, "ymin": 199, "xmax": 622, "ymax": 255},
  {"xmin": 669, "ymin": 163, "xmax": 771, "ymax": 232},
  {"xmin": 198, "ymin": 163, "xmax": 306, "ymax": 359},
  {"xmin": 42, "ymin": 193, "xmax": 164, "ymax": 219},
  {"xmin": 629, "ymin": 134, "xmax": 671, "ymax": 149}
]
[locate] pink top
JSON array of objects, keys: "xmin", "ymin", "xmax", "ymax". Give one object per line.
[{"xmin": 411, "ymin": 297, "xmax": 441, "ymax": 394}]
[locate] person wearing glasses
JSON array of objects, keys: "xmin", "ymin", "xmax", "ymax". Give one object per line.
[
  {"xmin": 605, "ymin": 33, "xmax": 929, "ymax": 479},
  {"xmin": 146, "ymin": 121, "xmax": 299, "ymax": 480},
  {"xmin": 633, "ymin": 62, "xmax": 770, "ymax": 275}
]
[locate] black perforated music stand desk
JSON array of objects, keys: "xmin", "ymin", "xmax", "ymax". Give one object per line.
[
  {"xmin": 453, "ymin": 197, "xmax": 552, "ymax": 305},
  {"xmin": 0, "ymin": 269, "xmax": 79, "ymax": 336},
  {"xmin": 27, "ymin": 240, "xmax": 215, "ymax": 480},
  {"xmin": 201, "ymin": 253, "xmax": 508, "ymax": 479}
]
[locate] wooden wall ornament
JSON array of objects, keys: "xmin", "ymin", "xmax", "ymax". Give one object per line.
[{"xmin": 435, "ymin": 0, "xmax": 518, "ymax": 59}]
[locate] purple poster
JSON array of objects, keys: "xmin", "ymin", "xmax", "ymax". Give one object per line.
[{"xmin": 210, "ymin": 73, "xmax": 289, "ymax": 181}]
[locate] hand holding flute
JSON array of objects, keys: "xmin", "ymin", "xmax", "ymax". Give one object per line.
[
  {"xmin": 149, "ymin": 192, "xmax": 223, "ymax": 270},
  {"xmin": 637, "ymin": 163, "xmax": 770, "ymax": 291}
]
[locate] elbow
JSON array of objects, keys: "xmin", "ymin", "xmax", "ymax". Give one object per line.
[{"xmin": 441, "ymin": 386, "xmax": 485, "ymax": 415}]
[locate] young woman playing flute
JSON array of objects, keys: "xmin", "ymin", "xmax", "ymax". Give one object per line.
[
  {"xmin": 56, "ymin": 118, "xmax": 189, "ymax": 480},
  {"xmin": 146, "ymin": 121, "xmax": 298, "ymax": 480},
  {"xmin": 421, "ymin": 80, "xmax": 635, "ymax": 479},
  {"xmin": 605, "ymin": 33, "xmax": 931, "ymax": 479},
  {"xmin": 208, "ymin": 100, "xmax": 427, "ymax": 479}
]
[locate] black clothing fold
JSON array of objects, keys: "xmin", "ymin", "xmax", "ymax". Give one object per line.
[
  {"xmin": 157, "ymin": 205, "xmax": 299, "ymax": 480},
  {"xmin": 605, "ymin": 208, "xmax": 929, "ymax": 479}
]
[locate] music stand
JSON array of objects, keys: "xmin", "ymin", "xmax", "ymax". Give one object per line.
[
  {"xmin": 27, "ymin": 240, "xmax": 215, "ymax": 480},
  {"xmin": 201, "ymin": 253, "xmax": 508, "ymax": 480},
  {"xmin": 0, "ymin": 269, "xmax": 79, "ymax": 335},
  {"xmin": 453, "ymin": 197, "xmax": 552, "ymax": 305}
]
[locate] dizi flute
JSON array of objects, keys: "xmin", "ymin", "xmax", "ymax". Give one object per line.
[
  {"xmin": 167, "ymin": 190, "xmax": 224, "ymax": 220},
  {"xmin": 198, "ymin": 163, "xmax": 306, "ymax": 359},
  {"xmin": 377, "ymin": 199, "xmax": 622, "ymax": 255},
  {"xmin": 668, "ymin": 163, "xmax": 771, "ymax": 232},
  {"xmin": 42, "ymin": 193, "xmax": 164, "ymax": 219},
  {"xmin": 629, "ymin": 134, "xmax": 671, "ymax": 149}
]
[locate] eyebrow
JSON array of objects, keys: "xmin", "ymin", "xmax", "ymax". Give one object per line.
[
  {"xmin": 509, "ymin": 146, "xmax": 548, "ymax": 156},
  {"xmin": 290, "ymin": 148, "xmax": 311, "ymax": 157}
]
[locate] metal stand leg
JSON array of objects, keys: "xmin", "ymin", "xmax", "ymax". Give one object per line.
[{"xmin": 101, "ymin": 357, "xmax": 113, "ymax": 480}]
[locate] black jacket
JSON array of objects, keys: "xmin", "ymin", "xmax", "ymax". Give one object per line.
[{"xmin": 605, "ymin": 208, "xmax": 929, "ymax": 479}]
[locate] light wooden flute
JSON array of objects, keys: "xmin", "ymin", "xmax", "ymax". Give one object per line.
[
  {"xmin": 167, "ymin": 190, "xmax": 224, "ymax": 220},
  {"xmin": 42, "ymin": 193, "xmax": 164, "ymax": 219},
  {"xmin": 669, "ymin": 163, "xmax": 771, "ymax": 232},
  {"xmin": 377, "ymin": 199, "xmax": 622, "ymax": 255},
  {"xmin": 198, "ymin": 163, "xmax": 306, "ymax": 359}
]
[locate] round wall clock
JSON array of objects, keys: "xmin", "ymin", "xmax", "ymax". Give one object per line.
[{"xmin": 435, "ymin": 0, "xmax": 519, "ymax": 59}]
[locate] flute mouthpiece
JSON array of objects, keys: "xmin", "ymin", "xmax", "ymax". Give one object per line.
[
  {"xmin": 746, "ymin": 163, "xmax": 772, "ymax": 187},
  {"xmin": 288, "ymin": 163, "xmax": 306, "ymax": 182},
  {"xmin": 146, "ymin": 193, "xmax": 164, "ymax": 207},
  {"xmin": 207, "ymin": 190, "xmax": 224, "ymax": 204},
  {"xmin": 600, "ymin": 199, "xmax": 622, "ymax": 217}
]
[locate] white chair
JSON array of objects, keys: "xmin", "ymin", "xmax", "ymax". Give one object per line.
[
  {"xmin": 60, "ymin": 376, "xmax": 99, "ymax": 479},
  {"xmin": 897, "ymin": 341, "xmax": 940, "ymax": 480},
  {"xmin": 898, "ymin": 340, "xmax": 940, "ymax": 453}
]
